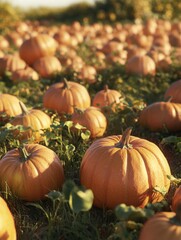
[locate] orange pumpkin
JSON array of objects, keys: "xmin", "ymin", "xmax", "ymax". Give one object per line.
[
  {"xmin": 10, "ymin": 102, "xmax": 51, "ymax": 142},
  {"xmin": 125, "ymin": 55, "xmax": 156, "ymax": 76},
  {"xmin": 33, "ymin": 56, "xmax": 62, "ymax": 78},
  {"xmin": 71, "ymin": 107, "xmax": 107, "ymax": 138},
  {"xmin": 0, "ymin": 197, "xmax": 16, "ymax": 239},
  {"xmin": 139, "ymin": 211, "xmax": 181, "ymax": 240},
  {"xmin": 0, "ymin": 55, "xmax": 26, "ymax": 76},
  {"xmin": 0, "ymin": 94, "xmax": 25, "ymax": 122},
  {"xmin": 0, "ymin": 144, "xmax": 64, "ymax": 201},
  {"xmin": 19, "ymin": 34, "xmax": 57, "ymax": 65},
  {"xmin": 80, "ymin": 128, "xmax": 171, "ymax": 209},
  {"xmin": 139, "ymin": 101, "xmax": 181, "ymax": 132},
  {"xmin": 92, "ymin": 85, "xmax": 124, "ymax": 112},
  {"xmin": 172, "ymin": 186, "xmax": 181, "ymax": 212},
  {"xmin": 11, "ymin": 67, "xmax": 39, "ymax": 82},
  {"xmin": 164, "ymin": 79, "xmax": 181, "ymax": 103},
  {"xmin": 43, "ymin": 79, "xmax": 91, "ymax": 115}
]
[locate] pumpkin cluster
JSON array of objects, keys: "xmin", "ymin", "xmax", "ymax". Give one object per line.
[{"xmin": 139, "ymin": 79, "xmax": 181, "ymax": 132}]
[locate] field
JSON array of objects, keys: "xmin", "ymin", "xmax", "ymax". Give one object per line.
[{"xmin": 0, "ymin": 2, "xmax": 181, "ymax": 239}]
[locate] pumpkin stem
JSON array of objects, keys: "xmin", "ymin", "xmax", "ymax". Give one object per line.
[
  {"xmin": 19, "ymin": 101, "xmax": 29, "ymax": 115},
  {"xmin": 63, "ymin": 78, "xmax": 69, "ymax": 89},
  {"xmin": 18, "ymin": 145, "xmax": 30, "ymax": 162},
  {"xmin": 115, "ymin": 127, "xmax": 133, "ymax": 149},
  {"xmin": 104, "ymin": 84, "xmax": 109, "ymax": 92},
  {"xmin": 165, "ymin": 96, "xmax": 173, "ymax": 102}
]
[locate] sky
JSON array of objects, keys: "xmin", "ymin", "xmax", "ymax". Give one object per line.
[{"xmin": 9, "ymin": 0, "xmax": 95, "ymax": 9}]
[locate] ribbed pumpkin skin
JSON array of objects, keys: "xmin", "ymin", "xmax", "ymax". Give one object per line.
[
  {"xmin": 0, "ymin": 197, "xmax": 16, "ymax": 240},
  {"xmin": 164, "ymin": 79, "xmax": 181, "ymax": 103},
  {"xmin": 0, "ymin": 55, "xmax": 26, "ymax": 75},
  {"xmin": 10, "ymin": 108, "xmax": 51, "ymax": 142},
  {"xmin": 43, "ymin": 81, "xmax": 91, "ymax": 115},
  {"xmin": 80, "ymin": 134, "xmax": 171, "ymax": 209},
  {"xmin": 19, "ymin": 34, "xmax": 57, "ymax": 65},
  {"xmin": 125, "ymin": 55, "xmax": 156, "ymax": 76},
  {"xmin": 139, "ymin": 212, "xmax": 181, "ymax": 240},
  {"xmin": 33, "ymin": 56, "xmax": 62, "ymax": 78},
  {"xmin": 0, "ymin": 94, "xmax": 24, "ymax": 120},
  {"xmin": 71, "ymin": 107, "xmax": 107, "ymax": 138},
  {"xmin": 92, "ymin": 86, "xmax": 123, "ymax": 112},
  {"xmin": 0, "ymin": 144, "xmax": 64, "ymax": 201},
  {"xmin": 139, "ymin": 102, "xmax": 181, "ymax": 132},
  {"xmin": 172, "ymin": 186, "xmax": 181, "ymax": 212}
]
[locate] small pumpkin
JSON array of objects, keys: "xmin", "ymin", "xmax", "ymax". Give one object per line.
[
  {"xmin": 0, "ymin": 144, "xmax": 64, "ymax": 201},
  {"xmin": 33, "ymin": 56, "xmax": 62, "ymax": 78},
  {"xmin": 11, "ymin": 67, "xmax": 39, "ymax": 82},
  {"xmin": 125, "ymin": 55, "xmax": 156, "ymax": 76},
  {"xmin": 139, "ymin": 211, "xmax": 181, "ymax": 240},
  {"xmin": 0, "ymin": 197, "xmax": 17, "ymax": 239},
  {"xmin": 71, "ymin": 107, "xmax": 107, "ymax": 138},
  {"xmin": 92, "ymin": 85, "xmax": 124, "ymax": 112},
  {"xmin": 80, "ymin": 128, "xmax": 171, "ymax": 209},
  {"xmin": 43, "ymin": 79, "xmax": 91, "ymax": 115},
  {"xmin": 164, "ymin": 79, "xmax": 181, "ymax": 103},
  {"xmin": 0, "ymin": 54, "xmax": 26, "ymax": 76},
  {"xmin": 139, "ymin": 100, "xmax": 181, "ymax": 132},
  {"xmin": 10, "ymin": 102, "xmax": 51, "ymax": 142},
  {"xmin": 0, "ymin": 94, "xmax": 25, "ymax": 122}
]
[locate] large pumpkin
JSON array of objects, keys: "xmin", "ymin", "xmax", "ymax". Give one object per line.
[
  {"xmin": 139, "ymin": 211, "xmax": 181, "ymax": 240},
  {"xmin": 139, "ymin": 101, "xmax": 181, "ymax": 132},
  {"xmin": 10, "ymin": 102, "xmax": 51, "ymax": 142},
  {"xmin": 0, "ymin": 197, "xmax": 16, "ymax": 239},
  {"xmin": 0, "ymin": 144, "xmax": 64, "ymax": 201},
  {"xmin": 71, "ymin": 106, "xmax": 107, "ymax": 138},
  {"xmin": 43, "ymin": 79, "xmax": 91, "ymax": 115},
  {"xmin": 80, "ymin": 128, "xmax": 171, "ymax": 209},
  {"xmin": 19, "ymin": 34, "xmax": 57, "ymax": 65},
  {"xmin": 164, "ymin": 79, "xmax": 181, "ymax": 103},
  {"xmin": 0, "ymin": 94, "xmax": 25, "ymax": 122}
]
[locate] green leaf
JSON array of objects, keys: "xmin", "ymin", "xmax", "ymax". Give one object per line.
[
  {"xmin": 64, "ymin": 121, "xmax": 73, "ymax": 130},
  {"xmin": 69, "ymin": 187, "xmax": 94, "ymax": 213},
  {"xmin": 81, "ymin": 130, "xmax": 90, "ymax": 140},
  {"xmin": 46, "ymin": 190, "xmax": 63, "ymax": 202}
]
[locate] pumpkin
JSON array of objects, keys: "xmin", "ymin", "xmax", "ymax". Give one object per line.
[
  {"xmin": 11, "ymin": 67, "xmax": 39, "ymax": 82},
  {"xmin": 139, "ymin": 100, "xmax": 181, "ymax": 132},
  {"xmin": 19, "ymin": 34, "xmax": 57, "ymax": 65},
  {"xmin": 139, "ymin": 211, "xmax": 181, "ymax": 240},
  {"xmin": 0, "ymin": 144, "xmax": 64, "ymax": 201},
  {"xmin": 10, "ymin": 102, "xmax": 51, "ymax": 142},
  {"xmin": 80, "ymin": 128, "xmax": 171, "ymax": 209},
  {"xmin": 172, "ymin": 186, "xmax": 181, "ymax": 212},
  {"xmin": 43, "ymin": 79, "xmax": 91, "ymax": 115},
  {"xmin": 0, "ymin": 54, "xmax": 26, "ymax": 76},
  {"xmin": 92, "ymin": 85, "xmax": 124, "ymax": 112},
  {"xmin": 0, "ymin": 197, "xmax": 16, "ymax": 240},
  {"xmin": 32, "ymin": 56, "xmax": 62, "ymax": 78},
  {"xmin": 125, "ymin": 55, "xmax": 156, "ymax": 76},
  {"xmin": 0, "ymin": 94, "xmax": 25, "ymax": 122},
  {"xmin": 71, "ymin": 107, "xmax": 107, "ymax": 138},
  {"xmin": 164, "ymin": 79, "xmax": 181, "ymax": 103},
  {"xmin": 77, "ymin": 65, "xmax": 97, "ymax": 84}
]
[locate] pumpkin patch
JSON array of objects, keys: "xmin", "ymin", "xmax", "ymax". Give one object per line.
[{"xmin": 0, "ymin": 3, "xmax": 181, "ymax": 239}]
